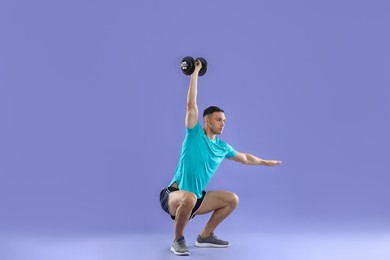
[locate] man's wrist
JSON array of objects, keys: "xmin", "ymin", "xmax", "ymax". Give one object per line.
[{"xmin": 259, "ymin": 159, "xmax": 267, "ymax": 166}]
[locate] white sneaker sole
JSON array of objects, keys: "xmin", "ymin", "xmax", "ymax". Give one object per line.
[
  {"xmin": 170, "ymin": 246, "xmax": 190, "ymax": 256},
  {"xmin": 195, "ymin": 241, "xmax": 230, "ymax": 248}
]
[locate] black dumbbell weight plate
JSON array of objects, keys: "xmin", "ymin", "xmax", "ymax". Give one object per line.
[{"xmin": 181, "ymin": 56, "xmax": 195, "ymax": 75}]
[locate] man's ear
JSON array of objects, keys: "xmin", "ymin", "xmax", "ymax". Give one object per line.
[{"xmin": 204, "ymin": 116, "xmax": 210, "ymax": 125}]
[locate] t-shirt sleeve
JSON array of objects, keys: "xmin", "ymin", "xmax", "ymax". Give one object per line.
[
  {"xmin": 186, "ymin": 122, "xmax": 201, "ymax": 134},
  {"xmin": 224, "ymin": 143, "xmax": 237, "ymax": 159}
]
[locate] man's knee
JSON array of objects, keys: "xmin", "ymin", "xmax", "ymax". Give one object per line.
[
  {"xmin": 169, "ymin": 191, "xmax": 197, "ymax": 216},
  {"xmin": 228, "ymin": 192, "xmax": 239, "ymax": 209},
  {"xmin": 180, "ymin": 192, "xmax": 197, "ymax": 209}
]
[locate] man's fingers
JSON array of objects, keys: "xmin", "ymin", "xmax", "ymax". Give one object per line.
[
  {"xmin": 195, "ymin": 59, "xmax": 202, "ymax": 69},
  {"xmin": 268, "ymin": 160, "xmax": 282, "ymax": 166}
]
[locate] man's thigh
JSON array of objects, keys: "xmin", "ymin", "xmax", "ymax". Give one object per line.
[{"xmin": 195, "ymin": 190, "xmax": 238, "ymax": 215}]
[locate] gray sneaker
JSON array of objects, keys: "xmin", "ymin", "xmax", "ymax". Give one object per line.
[
  {"xmin": 195, "ymin": 232, "xmax": 230, "ymax": 248},
  {"xmin": 171, "ymin": 236, "xmax": 190, "ymax": 256}
]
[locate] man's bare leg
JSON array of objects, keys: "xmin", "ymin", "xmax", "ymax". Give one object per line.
[
  {"xmin": 195, "ymin": 191, "xmax": 239, "ymax": 238},
  {"xmin": 168, "ymin": 190, "xmax": 197, "ymax": 238}
]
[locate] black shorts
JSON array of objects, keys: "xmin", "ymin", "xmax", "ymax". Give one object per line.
[{"xmin": 159, "ymin": 186, "xmax": 207, "ymax": 220}]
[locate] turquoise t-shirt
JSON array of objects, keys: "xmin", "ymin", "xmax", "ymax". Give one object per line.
[{"xmin": 169, "ymin": 122, "xmax": 236, "ymax": 198}]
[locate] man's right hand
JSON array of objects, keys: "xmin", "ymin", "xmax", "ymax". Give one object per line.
[{"xmin": 194, "ymin": 59, "xmax": 203, "ymax": 74}]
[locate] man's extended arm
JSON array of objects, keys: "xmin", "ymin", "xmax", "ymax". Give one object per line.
[
  {"xmin": 185, "ymin": 61, "xmax": 202, "ymax": 129},
  {"xmin": 229, "ymin": 151, "xmax": 282, "ymax": 166}
]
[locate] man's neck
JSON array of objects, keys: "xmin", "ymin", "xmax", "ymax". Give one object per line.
[{"xmin": 203, "ymin": 128, "xmax": 216, "ymax": 141}]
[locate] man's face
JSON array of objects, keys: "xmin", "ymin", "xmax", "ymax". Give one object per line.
[{"xmin": 207, "ymin": 112, "xmax": 226, "ymax": 135}]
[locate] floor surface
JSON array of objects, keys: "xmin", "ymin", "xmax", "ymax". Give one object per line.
[{"xmin": 2, "ymin": 230, "xmax": 390, "ymax": 260}]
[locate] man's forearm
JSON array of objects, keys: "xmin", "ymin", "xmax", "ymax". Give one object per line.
[
  {"xmin": 244, "ymin": 153, "xmax": 267, "ymax": 165},
  {"xmin": 187, "ymin": 72, "xmax": 198, "ymax": 108}
]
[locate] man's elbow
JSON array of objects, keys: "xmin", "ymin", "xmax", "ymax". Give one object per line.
[
  {"xmin": 240, "ymin": 155, "xmax": 249, "ymax": 165},
  {"xmin": 187, "ymin": 102, "xmax": 197, "ymax": 110}
]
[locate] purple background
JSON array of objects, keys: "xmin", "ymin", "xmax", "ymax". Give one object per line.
[{"xmin": 1, "ymin": 0, "xmax": 389, "ymax": 235}]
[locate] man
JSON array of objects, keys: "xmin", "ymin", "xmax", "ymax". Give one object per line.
[{"xmin": 160, "ymin": 60, "xmax": 281, "ymax": 256}]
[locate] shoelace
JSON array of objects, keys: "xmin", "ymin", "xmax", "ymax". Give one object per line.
[
  {"xmin": 209, "ymin": 233, "xmax": 226, "ymax": 242},
  {"xmin": 177, "ymin": 238, "xmax": 187, "ymax": 247}
]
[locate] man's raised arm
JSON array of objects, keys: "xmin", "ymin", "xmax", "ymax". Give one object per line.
[{"xmin": 185, "ymin": 60, "xmax": 202, "ymax": 129}]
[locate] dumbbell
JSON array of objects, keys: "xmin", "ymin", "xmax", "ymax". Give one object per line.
[{"xmin": 180, "ymin": 56, "xmax": 208, "ymax": 76}]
